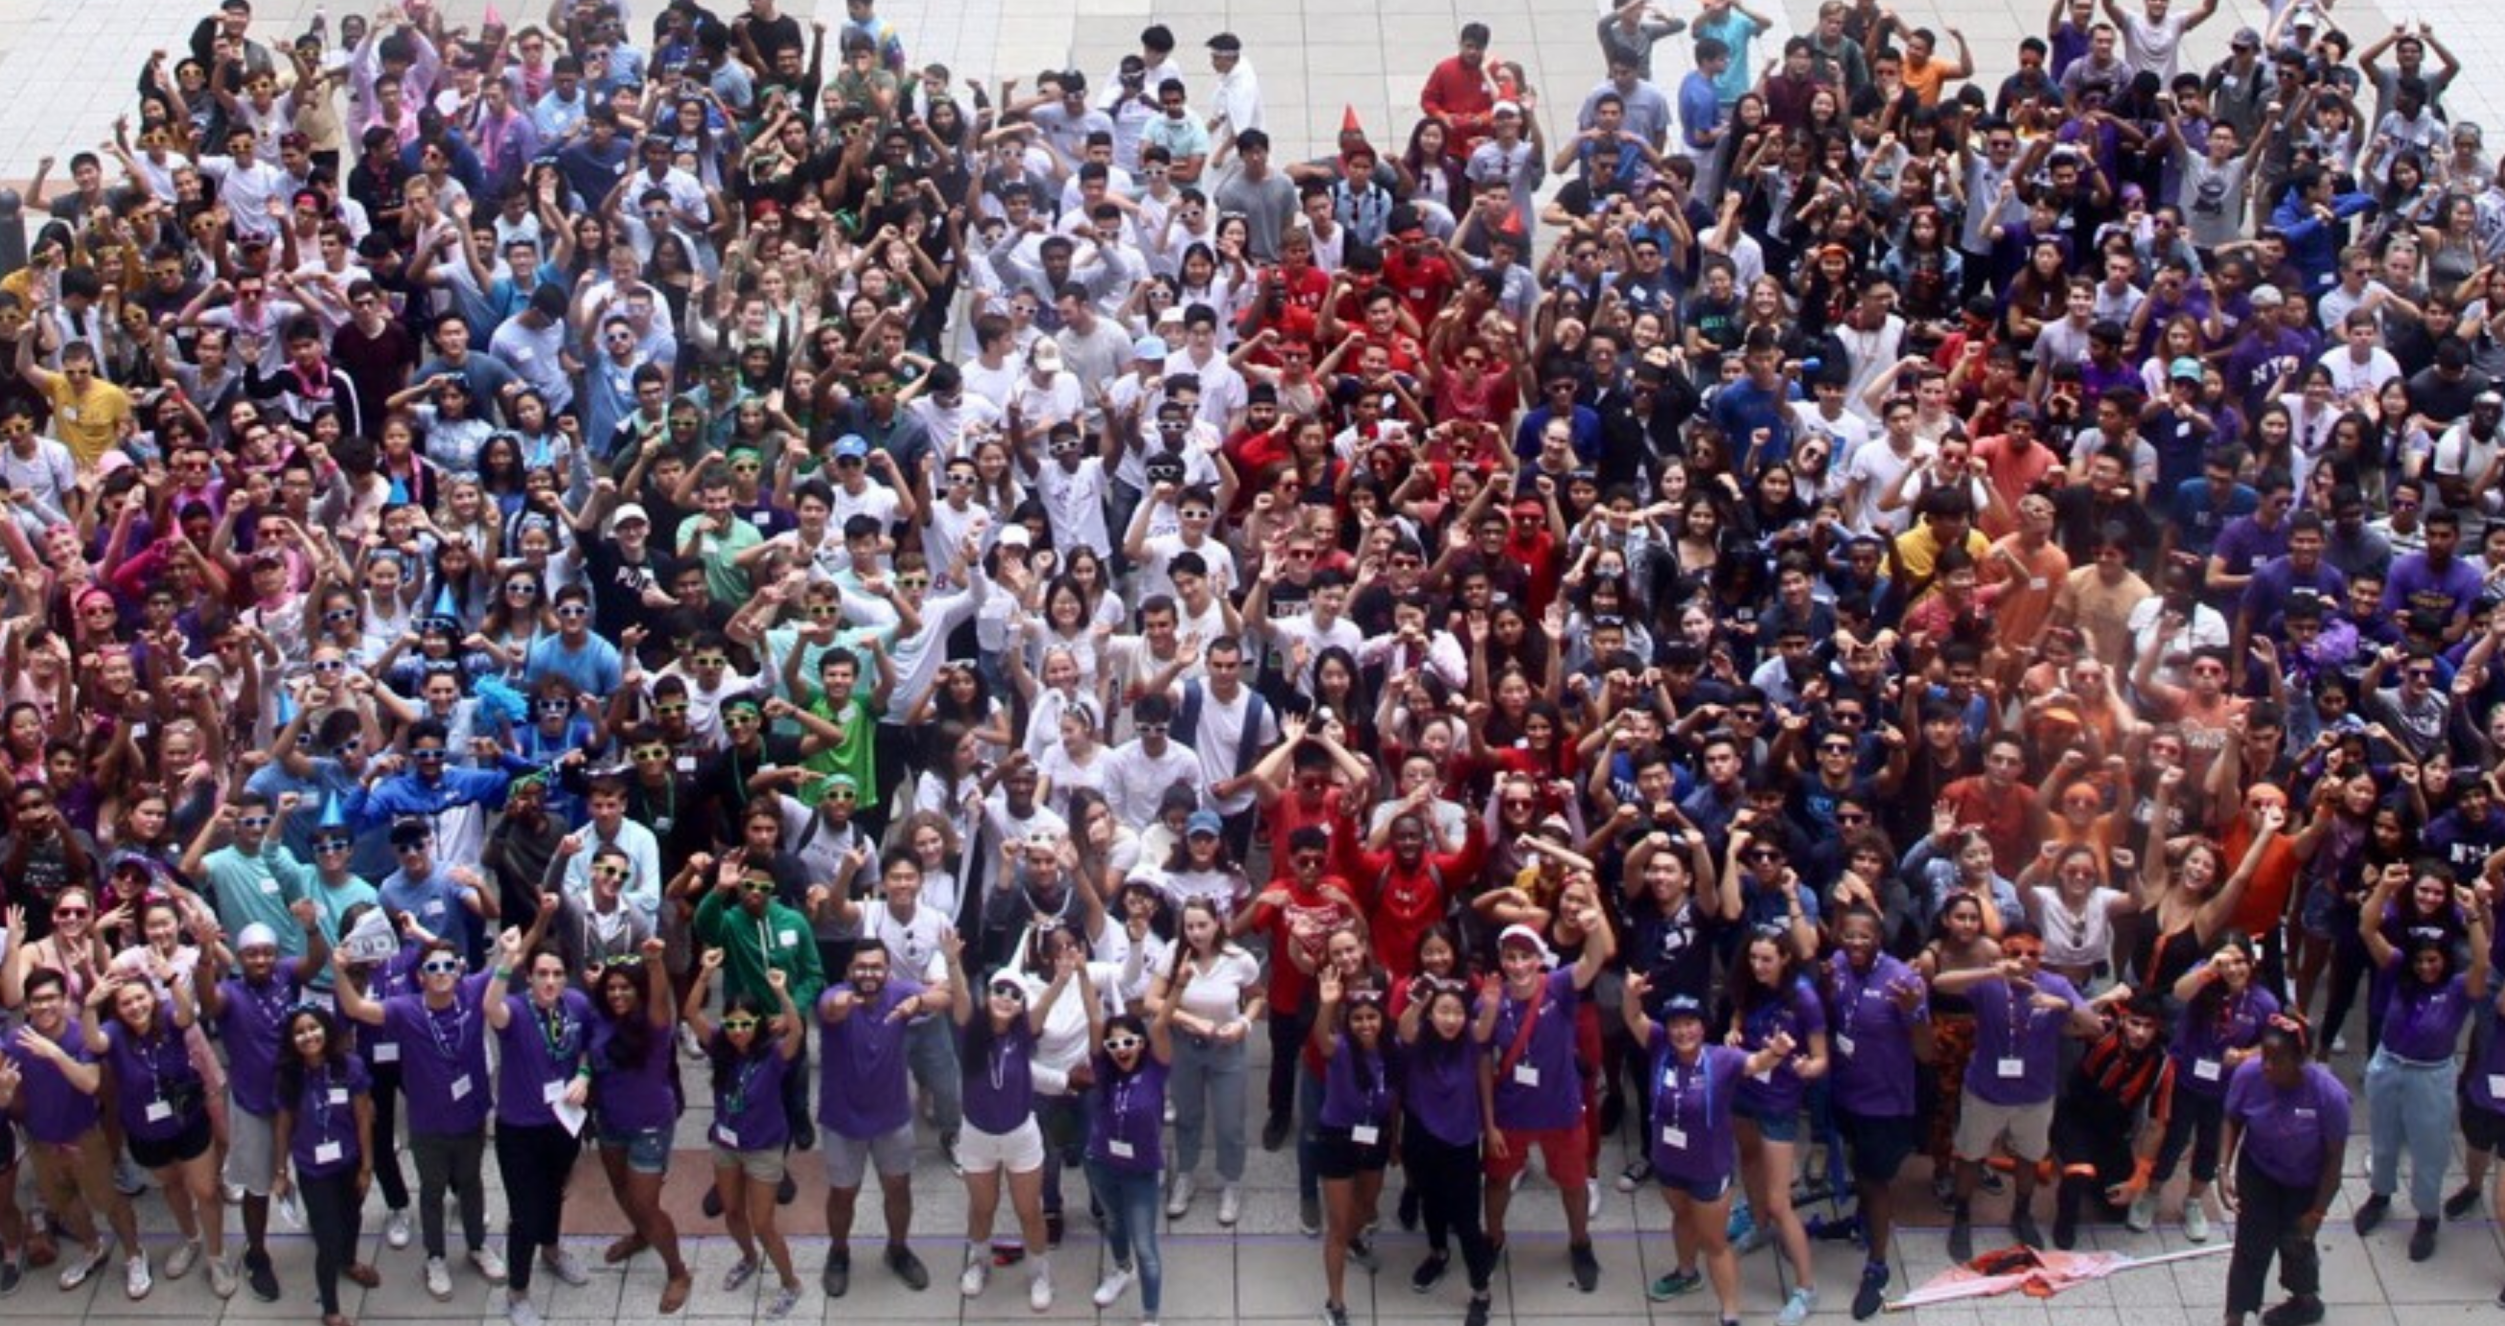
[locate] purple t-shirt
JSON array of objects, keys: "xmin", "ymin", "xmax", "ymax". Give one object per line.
[
  {"xmin": 285, "ymin": 1054, "xmax": 371, "ymax": 1179},
  {"xmin": 355, "ymin": 945, "xmax": 424, "ymax": 1069},
  {"xmin": 2170, "ymin": 982, "xmax": 2280, "ymax": 1099},
  {"xmin": 1965, "ymin": 971, "xmax": 2086, "ymax": 1106},
  {"xmin": 381, "ymin": 976, "xmax": 494, "ymax": 1134},
  {"xmin": 103, "ymin": 1004, "xmax": 204, "ymax": 1141},
  {"xmin": 1319, "ymin": 1033, "xmax": 1400, "ymax": 1132},
  {"xmin": 959, "ymin": 1018, "xmax": 1039, "ymax": 1137},
  {"xmin": 1401, "ymin": 1035, "xmax": 1483, "ymax": 1147},
  {"xmin": 494, "ymin": 987, "xmax": 597, "ymax": 1128},
  {"xmin": 1486, "ymin": 968, "xmax": 1583, "ymax": 1131},
  {"xmin": 2, "ymin": 1026, "xmax": 99, "ymax": 1145},
  {"xmin": 2224, "ymin": 1058, "xmax": 2350, "ymax": 1188},
  {"xmin": 216, "ymin": 957, "xmax": 310, "ymax": 1117},
  {"xmin": 708, "ymin": 1038, "xmax": 794, "ymax": 1153},
  {"xmin": 1087, "ymin": 1053, "xmax": 1170, "ymax": 1172},
  {"xmin": 1646, "ymin": 1032, "xmax": 1747, "ymax": 1188},
  {"xmin": 818, "ymin": 974, "xmax": 921, "ymax": 1139},
  {"xmin": 1825, "ymin": 952, "xmax": 1928, "ymax": 1118},
  {"xmin": 1734, "ymin": 977, "xmax": 1826, "ymax": 1117},
  {"xmin": 2468, "ymin": 1007, "xmax": 2505, "ymax": 1112},
  {"xmin": 589, "ymin": 1012, "xmax": 677, "ymax": 1133},
  {"xmin": 2377, "ymin": 953, "xmax": 2474, "ymax": 1062}
]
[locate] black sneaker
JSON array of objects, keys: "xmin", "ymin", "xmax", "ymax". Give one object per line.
[
  {"xmin": 1322, "ymin": 1300, "xmax": 1351, "ymax": 1326},
  {"xmin": 821, "ymin": 1250, "xmax": 851, "ymax": 1299},
  {"xmin": 1851, "ymin": 1262, "xmax": 1889, "ymax": 1321},
  {"xmin": 1410, "ymin": 1252, "xmax": 1449, "ymax": 1293},
  {"xmin": 2010, "ymin": 1210, "xmax": 2043, "ymax": 1250},
  {"xmin": 245, "ymin": 1251, "xmax": 280, "ymax": 1303},
  {"xmin": 1397, "ymin": 1186, "xmax": 1421, "ymax": 1232},
  {"xmin": 0, "ymin": 1253, "xmax": 21, "ymax": 1297},
  {"xmin": 2260, "ymin": 1295, "xmax": 2327, "ymax": 1326},
  {"xmin": 1463, "ymin": 1294, "xmax": 1492, "ymax": 1326},
  {"xmin": 2448, "ymin": 1183, "xmax": 2483, "ymax": 1218},
  {"xmin": 1568, "ymin": 1241, "xmax": 1599, "ymax": 1292},
  {"xmin": 2354, "ymin": 1194, "xmax": 2390, "ymax": 1235},
  {"xmin": 1946, "ymin": 1217, "xmax": 1974, "ymax": 1265},
  {"xmin": 1261, "ymin": 1114, "xmax": 1291, "ymax": 1152},
  {"xmin": 2409, "ymin": 1216, "xmax": 2439, "ymax": 1262},
  {"xmin": 887, "ymin": 1244, "xmax": 930, "ymax": 1290}
]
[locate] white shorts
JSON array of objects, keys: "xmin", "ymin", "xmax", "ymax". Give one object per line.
[{"xmin": 955, "ymin": 1118, "xmax": 1046, "ymax": 1175}]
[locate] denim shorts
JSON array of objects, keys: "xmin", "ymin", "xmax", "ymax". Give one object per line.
[
  {"xmin": 597, "ymin": 1123, "xmax": 675, "ymax": 1175},
  {"xmin": 1734, "ymin": 1097, "xmax": 1800, "ymax": 1144}
]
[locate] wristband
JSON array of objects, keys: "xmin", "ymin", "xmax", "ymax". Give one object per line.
[{"xmin": 492, "ymin": 966, "xmax": 514, "ymax": 980}]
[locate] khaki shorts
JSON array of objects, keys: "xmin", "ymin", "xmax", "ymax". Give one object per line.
[
  {"xmin": 824, "ymin": 1122, "xmax": 916, "ymax": 1188},
  {"xmin": 30, "ymin": 1125, "xmax": 117, "ymax": 1222},
  {"xmin": 1955, "ymin": 1089, "xmax": 2054, "ymax": 1163},
  {"xmin": 711, "ymin": 1144, "xmax": 786, "ymax": 1185},
  {"xmin": 224, "ymin": 1100, "xmax": 278, "ymax": 1196}
]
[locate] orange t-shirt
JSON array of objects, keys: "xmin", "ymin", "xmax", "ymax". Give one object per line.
[{"xmin": 2221, "ymin": 822, "xmax": 2301, "ymax": 940}]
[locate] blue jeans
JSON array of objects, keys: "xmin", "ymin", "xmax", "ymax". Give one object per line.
[
  {"xmin": 1171, "ymin": 1033, "xmax": 1248, "ymax": 1183},
  {"xmin": 1085, "ymin": 1159, "xmax": 1163, "ymax": 1314},
  {"xmin": 1296, "ymin": 1058, "xmax": 1324, "ymax": 1205},
  {"xmin": 2366, "ymin": 1046, "xmax": 2453, "ymax": 1216},
  {"xmin": 904, "ymin": 1017, "xmax": 964, "ymax": 1140}
]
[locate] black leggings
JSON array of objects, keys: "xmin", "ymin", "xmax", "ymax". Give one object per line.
[
  {"xmin": 2152, "ymin": 1089, "xmax": 2226, "ymax": 1185},
  {"xmin": 2319, "ymin": 921, "xmax": 2374, "ymax": 1055},
  {"xmin": 1401, "ymin": 1122, "xmax": 1494, "ymax": 1293},
  {"xmin": 1266, "ymin": 1005, "xmax": 1313, "ymax": 1129},
  {"xmin": 2226, "ymin": 1153, "xmax": 2323, "ymax": 1317},
  {"xmin": 494, "ymin": 1122, "xmax": 581, "ymax": 1295},
  {"xmin": 368, "ymin": 1061, "xmax": 410, "ymax": 1212},
  {"xmin": 300, "ymin": 1169, "xmax": 364, "ymax": 1314}
]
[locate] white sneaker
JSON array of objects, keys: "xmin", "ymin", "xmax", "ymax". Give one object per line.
[
  {"xmin": 1218, "ymin": 1184, "xmax": 1242, "ymax": 1227},
  {"xmin": 544, "ymin": 1245, "xmax": 590, "ymax": 1287},
  {"xmin": 507, "ymin": 1293, "xmax": 545, "ymax": 1326},
  {"xmin": 2185, "ymin": 1199, "xmax": 2212, "ymax": 1242},
  {"xmin": 678, "ymin": 1023, "xmax": 703, "ymax": 1059},
  {"xmin": 1166, "ymin": 1174, "xmax": 1194, "ymax": 1219},
  {"xmin": 2125, "ymin": 1193, "xmax": 2156, "ymax": 1233},
  {"xmin": 125, "ymin": 1250, "xmax": 153, "ymax": 1300},
  {"xmin": 1029, "ymin": 1264, "xmax": 1053, "ymax": 1313},
  {"xmin": 163, "ymin": 1240, "xmax": 199, "ymax": 1281},
  {"xmin": 961, "ymin": 1253, "xmax": 989, "ymax": 1298},
  {"xmin": 472, "ymin": 1245, "xmax": 510, "ymax": 1285},
  {"xmin": 385, "ymin": 1209, "xmax": 413, "ymax": 1250},
  {"xmin": 208, "ymin": 1253, "xmax": 239, "ymax": 1299},
  {"xmin": 1093, "ymin": 1265, "xmax": 1134, "ymax": 1308},
  {"xmin": 59, "ymin": 1241, "xmax": 112, "ymax": 1292},
  {"xmin": 425, "ymin": 1257, "xmax": 454, "ymax": 1301}
]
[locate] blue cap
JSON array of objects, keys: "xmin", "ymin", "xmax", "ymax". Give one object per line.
[
  {"xmin": 1133, "ymin": 335, "xmax": 1169, "ymax": 360},
  {"xmin": 833, "ymin": 434, "xmax": 870, "ymax": 459},
  {"xmin": 1185, "ymin": 810, "xmax": 1223, "ymax": 837},
  {"xmin": 1660, "ymin": 995, "xmax": 1707, "ymax": 1021}
]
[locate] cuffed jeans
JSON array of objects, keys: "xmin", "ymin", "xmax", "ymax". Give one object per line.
[
  {"xmin": 2365, "ymin": 1046, "xmax": 2453, "ymax": 1216},
  {"xmin": 1170, "ymin": 1033, "xmax": 1248, "ymax": 1183},
  {"xmin": 1085, "ymin": 1160, "xmax": 1163, "ymax": 1315}
]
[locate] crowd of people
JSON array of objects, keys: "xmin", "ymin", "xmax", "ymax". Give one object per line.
[{"xmin": 5, "ymin": 0, "xmax": 2504, "ymax": 1324}]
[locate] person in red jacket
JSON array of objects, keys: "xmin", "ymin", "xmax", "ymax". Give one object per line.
[
  {"xmin": 1421, "ymin": 23, "xmax": 1500, "ymax": 157},
  {"xmin": 1231, "ymin": 827, "xmax": 1368, "ymax": 1157}
]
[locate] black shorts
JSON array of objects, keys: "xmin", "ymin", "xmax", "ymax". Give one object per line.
[
  {"xmin": 1314, "ymin": 1126, "xmax": 1392, "ymax": 1180},
  {"xmin": 1837, "ymin": 1110, "xmax": 1919, "ymax": 1185},
  {"xmin": 129, "ymin": 1111, "xmax": 214, "ymax": 1171},
  {"xmin": 2465, "ymin": 1099, "xmax": 2505, "ymax": 1155}
]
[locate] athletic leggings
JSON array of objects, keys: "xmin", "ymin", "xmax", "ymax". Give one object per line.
[
  {"xmin": 494, "ymin": 1122, "xmax": 581, "ymax": 1295},
  {"xmin": 366, "ymin": 1060, "xmax": 411, "ymax": 1212},
  {"xmin": 1401, "ymin": 1123, "xmax": 1495, "ymax": 1293}
]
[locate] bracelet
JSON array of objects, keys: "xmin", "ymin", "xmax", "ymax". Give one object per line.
[{"xmin": 492, "ymin": 966, "xmax": 514, "ymax": 980}]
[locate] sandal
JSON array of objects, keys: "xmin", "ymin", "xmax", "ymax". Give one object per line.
[
  {"xmin": 605, "ymin": 1234, "xmax": 648, "ymax": 1265},
  {"xmin": 660, "ymin": 1271, "xmax": 693, "ymax": 1315},
  {"xmin": 346, "ymin": 1264, "xmax": 380, "ymax": 1288}
]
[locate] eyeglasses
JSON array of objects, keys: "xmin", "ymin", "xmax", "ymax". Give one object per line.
[
  {"xmin": 313, "ymin": 658, "xmax": 347, "ymax": 673},
  {"xmin": 808, "ymin": 603, "xmax": 841, "ymax": 619},
  {"xmin": 1134, "ymin": 722, "xmax": 1167, "ymax": 735},
  {"xmin": 1819, "ymin": 742, "xmax": 1854, "ymax": 755},
  {"xmin": 896, "ymin": 576, "xmax": 930, "ymax": 590},
  {"xmin": 826, "ymin": 788, "xmax": 858, "ymax": 803},
  {"xmin": 725, "ymin": 711, "xmax": 761, "ymax": 728},
  {"xmin": 2003, "ymin": 943, "xmax": 2045, "ymax": 959},
  {"xmin": 1835, "ymin": 811, "xmax": 1869, "ymax": 825},
  {"xmin": 989, "ymin": 982, "xmax": 1026, "ymax": 1001}
]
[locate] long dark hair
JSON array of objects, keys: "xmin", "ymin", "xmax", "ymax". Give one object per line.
[
  {"xmin": 275, "ymin": 1006, "xmax": 352, "ymax": 1105},
  {"xmin": 598, "ymin": 959, "xmax": 656, "ymax": 1071},
  {"xmin": 705, "ymin": 992, "xmax": 773, "ymax": 1098}
]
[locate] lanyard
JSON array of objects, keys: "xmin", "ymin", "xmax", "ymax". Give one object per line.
[
  {"xmin": 724, "ymin": 1051, "xmax": 767, "ymax": 1116},
  {"xmin": 423, "ymin": 996, "xmax": 469, "ymax": 1064},
  {"xmin": 307, "ymin": 1064, "xmax": 336, "ymax": 1139},
  {"xmin": 1662, "ymin": 1046, "xmax": 1709, "ymax": 1131},
  {"xmin": 536, "ymin": 997, "xmax": 577, "ymax": 1066}
]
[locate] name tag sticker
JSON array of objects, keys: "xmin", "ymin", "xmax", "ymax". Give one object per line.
[
  {"xmin": 260, "ymin": 878, "xmax": 282, "ymax": 895},
  {"xmin": 1662, "ymin": 1125, "xmax": 1689, "ymax": 1149},
  {"xmin": 777, "ymin": 930, "xmax": 797, "ymax": 948},
  {"xmin": 328, "ymin": 1087, "xmax": 349, "ymax": 1105},
  {"xmin": 374, "ymin": 1043, "xmax": 400, "ymax": 1063},
  {"xmin": 314, "ymin": 1141, "xmax": 342, "ymax": 1165},
  {"xmin": 1108, "ymin": 1138, "xmax": 1136, "ymax": 1159},
  {"xmin": 715, "ymin": 1124, "xmax": 739, "ymax": 1149},
  {"xmin": 1834, "ymin": 1034, "xmax": 1856, "ymax": 1058},
  {"xmin": 145, "ymin": 1100, "xmax": 173, "ymax": 1123},
  {"xmin": 2194, "ymin": 1058, "xmax": 2222, "ymax": 1083},
  {"xmin": 676, "ymin": 756, "xmax": 696, "ymax": 772},
  {"xmin": 1512, "ymin": 1064, "xmax": 1540, "ymax": 1088},
  {"xmin": 1996, "ymin": 1057, "xmax": 2025, "ymax": 1079},
  {"xmin": 1351, "ymin": 1124, "xmax": 1380, "ymax": 1146},
  {"xmin": 451, "ymin": 1074, "xmax": 473, "ymax": 1101}
]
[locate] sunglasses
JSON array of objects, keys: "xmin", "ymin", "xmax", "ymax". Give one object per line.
[
  {"xmin": 722, "ymin": 1016, "xmax": 761, "ymax": 1032},
  {"xmin": 420, "ymin": 957, "xmax": 462, "ymax": 975},
  {"xmin": 322, "ymin": 608, "xmax": 358, "ymax": 625},
  {"xmin": 741, "ymin": 879, "xmax": 775, "ymax": 894},
  {"xmin": 53, "ymin": 907, "xmax": 90, "ymax": 920},
  {"xmin": 692, "ymin": 656, "xmax": 728, "ymax": 669},
  {"xmin": 897, "ymin": 576, "xmax": 930, "ymax": 590},
  {"xmin": 1103, "ymin": 1035, "xmax": 1143, "ymax": 1053},
  {"xmin": 990, "ymin": 982, "xmax": 1026, "ymax": 1001},
  {"xmin": 395, "ymin": 841, "xmax": 433, "ymax": 855},
  {"xmin": 634, "ymin": 745, "xmax": 671, "ymax": 760},
  {"xmin": 506, "ymin": 582, "xmax": 539, "ymax": 595},
  {"xmin": 556, "ymin": 604, "xmax": 590, "ymax": 619},
  {"xmin": 656, "ymin": 702, "xmax": 690, "ymax": 715},
  {"xmin": 239, "ymin": 815, "xmax": 273, "ymax": 830},
  {"xmin": 411, "ymin": 749, "xmax": 449, "ymax": 762},
  {"xmin": 591, "ymin": 863, "xmax": 628, "ymax": 879},
  {"xmin": 313, "ymin": 836, "xmax": 352, "ymax": 853}
]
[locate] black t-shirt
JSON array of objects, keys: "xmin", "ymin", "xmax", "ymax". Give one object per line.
[{"xmin": 583, "ymin": 537, "xmax": 679, "ymax": 644}]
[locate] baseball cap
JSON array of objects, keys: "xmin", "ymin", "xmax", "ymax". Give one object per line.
[
  {"xmin": 1185, "ymin": 810, "xmax": 1223, "ymax": 837},
  {"xmin": 2249, "ymin": 285, "xmax": 2285, "ymax": 308},
  {"xmin": 605, "ymin": 502, "xmax": 650, "ymax": 534},
  {"xmin": 832, "ymin": 434, "xmax": 871, "ymax": 460}
]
